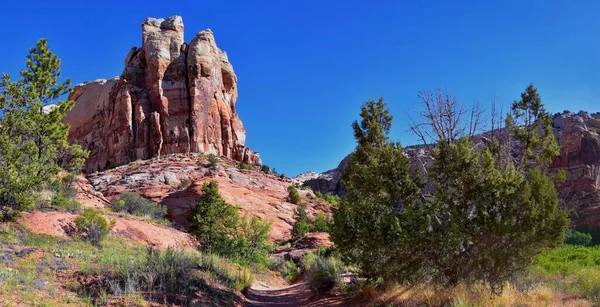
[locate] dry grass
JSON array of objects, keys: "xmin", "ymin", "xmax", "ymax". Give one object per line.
[{"xmin": 360, "ymin": 283, "xmax": 592, "ymax": 307}]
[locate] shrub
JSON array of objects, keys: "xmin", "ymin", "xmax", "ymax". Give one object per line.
[
  {"xmin": 565, "ymin": 229, "xmax": 593, "ymax": 246},
  {"xmin": 279, "ymin": 260, "xmax": 301, "ymax": 283},
  {"xmin": 292, "ymin": 203, "xmax": 311, "ymax": 239},
  {"xmin": 238, "ymin": 163, "xmax": 253, "ymax": 171},
  {"xmin": 312, "ymin": 211, "xmax": 329, "ymax": 232},
  {"xmin": 50, "ymin": 192, "xmax": 81, "ymax": 213},
  {"xmin": 306, "ymin": 255, "xmax": 343, "ymax": 294},
  {"xmin": 314, "ymin": 191, "xmax": 324, "ymax": 199},
  {"xmin": 287, "ymin": 186, "xmax": 300, "ymax": 204},
  {"xmin": 188, "ymin": 181, "xmax": 272, "ymax": 265},
  {"xmin": 323, "ymin": 194, "xmax": 341, "ymax": 206},
  {"xmin": 112, "ymin": 192, "xmax": 167, "ymax": 220},
  {"xmin": 260, "ymin": 165, "xmax": 270, "ymax": 173},
  {"xmin": 207, "ymin": 154, "xmax": 219, "ymax": 167},
  {"xmin": 74, "ymin": 209, "xmax": 115, "ymax": 245}
]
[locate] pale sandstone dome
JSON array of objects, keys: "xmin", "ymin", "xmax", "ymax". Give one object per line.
[{"xmin": 64, "ymin": 16, "xmax": 260, "ymax": 173}]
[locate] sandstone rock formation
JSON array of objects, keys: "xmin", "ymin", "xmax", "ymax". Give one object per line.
[
  {"xmin": 20, "ymin": 211, "xmax": 198, "ymax": 251},
  {"xmin": 298, "ymin": 111, "xmax": 600, "ymax": 226},
  {"xmin": 83, "ymin": 155, "xmax": 331, "ymax": 242},
  {"xmin": 64, "ymin": 16, "xmax": 260, "ymax": 173}
]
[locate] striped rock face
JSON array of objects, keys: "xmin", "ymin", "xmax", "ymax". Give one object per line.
[{"xmin": 64, "ymin": 16, "xmax": 260, "ymax": 173}]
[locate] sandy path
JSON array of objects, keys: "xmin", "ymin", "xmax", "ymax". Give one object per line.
[{"xmin": 244, "ymin": 282, "xmax": 316, "ymax": 306}]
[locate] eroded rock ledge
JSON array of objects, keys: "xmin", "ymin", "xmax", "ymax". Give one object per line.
[{"xmin": 65, "ymin": 16, "xmax": 260, "ymax": 173}]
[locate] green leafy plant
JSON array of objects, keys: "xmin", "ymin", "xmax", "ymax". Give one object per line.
[
  {"xmin": 112, "ymin": 192, "xmax": 167, "ymax": 220},
  {"xmin": 207, "ymin": 154, "xmax": 219, "ymax": 167},
  {"xmin": 188, "ymin": 181, "xmax": 272, "ymax": 265},
  {"xmin": 565, "ymin": 229, "xmax": 593, "ymax": 246},
  {"xmin": 312, "ymin": 211, "xmax": 329, "ymax": 232},
  {"xmin": 287, "ymin": 185, "xmax": 300, "ymax": 204},
  {"xmin": 74, "ymin": 209, "xmax": 115, "ymax": 246},
  {"xmin": 50, "ymin": 191, "xmax": 81, "ymax": 213},
  {"xmin": 306, "ymin": 255, "xmax": 343, "ymax": 294},
  {"xmin": 292, "ymin": 203, "xmax": 311, "ymax": 239},
  {"xmin": 238, "ymin": 163, "xmax": 253, "ymax": 171}
]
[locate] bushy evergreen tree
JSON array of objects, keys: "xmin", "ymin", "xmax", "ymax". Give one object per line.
[
  {"xmin": 188, "ymin": 181, "xmax": 272, "ymax": 264},
  {"xmin": 0, "ymin": 39, "xmax": 87, "ymax": 220},
  {"xmin": 332, "ymin": 89, "xmax": 567, "ymax": 292}
]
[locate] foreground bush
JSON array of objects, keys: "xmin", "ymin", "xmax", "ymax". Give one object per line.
[
  {"xmin": 292, "ymin": 203, "xmax": 311, "ymax": 239},
  {"xmin": 306, "ymin": 255, "xmax": 343, "ymax": 294},
  {"xmin": 287, "ymin": 185, "xmax": 300, "ymax": 204},
  {"xmin": 74, "ymin": 209, "xmax": 115, "ymax": 245},
  {"xmin": 112, "ymin": 192, "xmax": 167, "ymax": 220}
]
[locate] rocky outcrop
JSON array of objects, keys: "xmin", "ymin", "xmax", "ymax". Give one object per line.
[
  {"xmin": 83, "ymin": 155, "xmax": 331, "ymax": 243},
  {"xmin": 64, "ymin": 16, "xmax": 260, "ymax": 173},
  {"xmin": 298, "ymin": 111, "xmax": 600, "ymax": 225}
]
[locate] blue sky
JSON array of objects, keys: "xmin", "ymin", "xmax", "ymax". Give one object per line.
[{"xmin": 2, "ymin": 1, "xmax": 599, "ymax": 176}]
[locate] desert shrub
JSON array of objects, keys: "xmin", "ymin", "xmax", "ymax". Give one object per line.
[
  {"xmin": 278, "ymin": 260, "xmax": 301, "ymax": 283},
  {"xmin": 287, "ymin": 185, "xmax": 300, "ymax": 204},
  {"xmin": 50, "ymin": 191, "xmax": 81, "ymax": 212},
  {"xmin": 306, "ymin": 255, "xmax": 343, "ymax": 294},
  {"xmin": 74, "ymin": 209, "xmax": 115, "ymax": 245},
  {"xmin": 323, "ymin": 194, "xmax": 341, "ymax": 206},
  {"xmin": 292, "ymin": 203, "xmax": 311, "ymax": 239},
  {"xmin": 565, "ymin": 229, "xmax": 593, "ymax": 246},
  {"xmin": 112, "ymin": 192, "xmax": 167, "ymax": 220},
  {"xmin": 207, "ymin": 154, "xmax": 219, "ymax": 167},
  {"xmin": 178, "ymin": 178, "xmax": 191, "ymax": 190},
  {"xmin": 312, "ymin": 210, "xmax": 329, "ymax": 232},
  {"xmin": 260, "ymin": 164, "xmax": 270, "ymax": 173},
  {"xmin": 188, "ymin": 181, "xmax": 272, "ymax": 265},
  {"xmin": 230, "ymin": 213, "xmax": 272, "ymax": 266},
  {"xmin": 314, "ymin": 191, "xmax": 323, "ymax": 199},
  {"xmin": 238, "ymin": 163, "xmax": 253, "ymax": 170}
]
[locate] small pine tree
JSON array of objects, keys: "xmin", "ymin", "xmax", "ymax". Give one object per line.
[
  {"xmin": 188, "ymin": 181, "xmax": 272, "ymax": 264},
  {"xmin": 0, "ymin": 39, "xmax": 88, "ymax": 220}
]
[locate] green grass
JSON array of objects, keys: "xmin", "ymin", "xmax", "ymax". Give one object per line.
[
  {"xmin": 532, "ymin": 245, "xmax": 600, "ymax": 304},
  {"xmin": 534, "ymin": 245, "xmax": 600, "ymax": 275}
]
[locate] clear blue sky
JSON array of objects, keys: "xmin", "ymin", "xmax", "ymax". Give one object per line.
[{"xmin": 2, "ymin": 1, "xmax": 599, "ymax": 176}]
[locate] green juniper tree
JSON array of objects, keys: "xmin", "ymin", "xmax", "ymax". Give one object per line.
[
  {"xmin": 331, "ymin": 98, "xmax": 425, "ymax": 281},
  {"xmin": 332, "ymin": 88, "xmax": 567, "ymax": 292},
  {"xmin": 188, "ymin": 181, "xmax": 272, "ymax": 264},
  {"xmin": 0, "ymin": 39, "xmax": 87, "ymax": 220}
]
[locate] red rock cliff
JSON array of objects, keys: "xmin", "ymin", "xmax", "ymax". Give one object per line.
[{"xmin": 64, "ymin": 16, "xmax": 260, "ymax": 173}]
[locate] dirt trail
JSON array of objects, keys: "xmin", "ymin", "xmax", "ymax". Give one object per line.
[{"xmin": 244, "ymin": 282, "xmax": 316, "ymax": 306}]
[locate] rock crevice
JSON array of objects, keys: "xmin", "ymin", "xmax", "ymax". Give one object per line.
[{"xmin": 64, "ymin": 16, "xmax": 260, "ymax": 173}]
